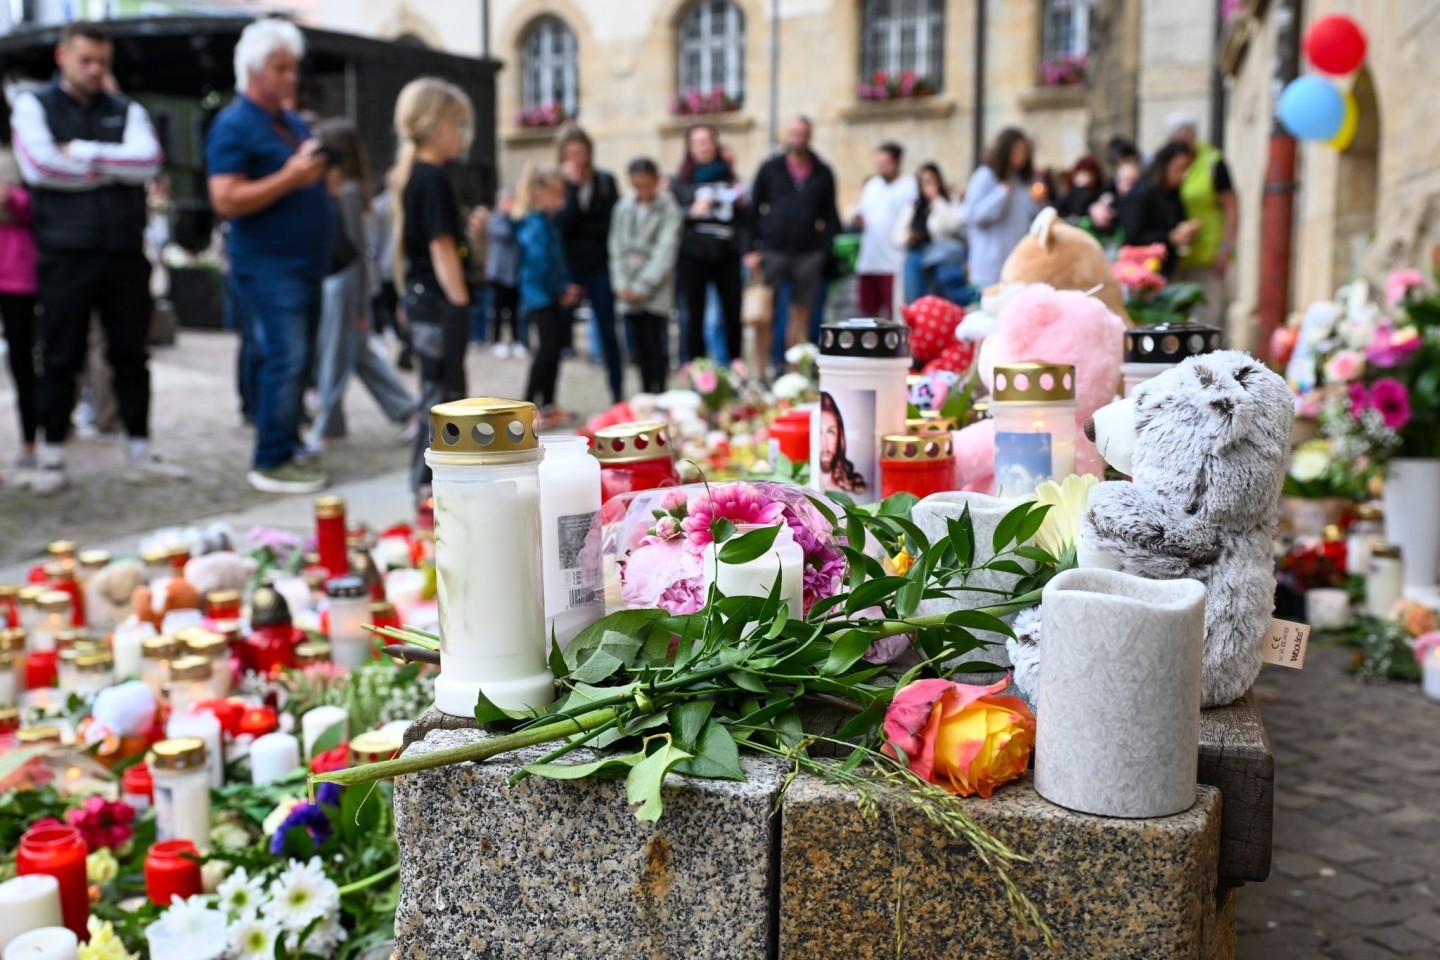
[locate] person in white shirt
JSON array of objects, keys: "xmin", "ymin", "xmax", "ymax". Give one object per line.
[{"xmin": 850, "ymin": 142, "xmax": 915, "ymax": 319}]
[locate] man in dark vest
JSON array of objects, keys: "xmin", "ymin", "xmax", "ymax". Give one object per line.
[{"xmin": 11, "ymin": 20, "xmax": 181, "ymax": 493}]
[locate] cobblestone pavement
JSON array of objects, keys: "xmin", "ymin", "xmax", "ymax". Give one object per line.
[
  {"xmin": 0, "ymin": 328, "xmax": 614, "ymax": 567},
  {"xmin": 4, "ymin": 327, "xmax": 1438, "ymax": 958},
  {"xmin": 1236, "ymin": 644, "xmax": 1440, "ymax": 959}
]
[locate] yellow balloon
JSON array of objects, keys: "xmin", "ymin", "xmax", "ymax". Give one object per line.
[{"xmin": 1328, "ymin": 91, "xmax": 1358, "ymax": 151}]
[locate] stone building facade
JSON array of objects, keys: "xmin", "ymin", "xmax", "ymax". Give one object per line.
[
  {"xmin": 313, "ymin": 0, "xmax": 1218, "ymax": 212},
  {"xmin": 1221, "ymin": 0, "xmax": 1438, "ymax": 347}
]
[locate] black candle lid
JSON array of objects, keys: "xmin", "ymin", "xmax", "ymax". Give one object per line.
[
  {"xmin": 1124, "ymin": 323, "xmax": 1223, "ymax": 364},
  {"xmin": 819, "ymin": 319, "xmax": 910, "ymax": 359}
]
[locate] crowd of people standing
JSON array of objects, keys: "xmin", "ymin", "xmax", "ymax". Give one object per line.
[{"xmin": 0, "ymin": 16, "xmax": 1238, "ymax": 503}]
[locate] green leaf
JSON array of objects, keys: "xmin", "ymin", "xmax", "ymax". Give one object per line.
[
  {"xmin": 944, "ymin": 609, "xmax": 1017, "ymax": 639},
  {"xmin": 711, "ymin": 516, "xmax": 737, "ymax": 544},
  {"xmin": 823, "ymin": 629, "xmax": 875, "ymax": 675},
  {"xmin": 947, "ymin": 511, "xmax": 974, "ymax": 570},
  {"xmin": 763, "ymin": 604, "xmax": 791, "ymax": 639},
  {"xmin": 992, "ymin": 501, "xmax": 1035, "ymax": 553},
  {"xmin": 827, "ymin": 490, "xmax": 857, "ymax": 511},
  {"xmin": 566, "ymin": 630, "xmax": 642, "ymax": 684},
  {"xmin": 836, "ymin": 690, "xmax": 895, "ymax": 739},
  {"xmin": 987, "ymin": 559, "xmax": 1029, "ymax": 577},
  {"xmin": 673, "ymin": 720, "xmax": 745, "ymax": 780},
  {"xmin": 939, "ymin": 375, "xmax": 975, "ymax": 423},
  {"xmin": 1014, "ymin": 545, "xmax": 1058, "ymax": 565},
  {"xmin": 895, "ymin": 579, "xmax": 923, "ymax": 619},
  {"xmin": 806, "ymin": 594, "xmax": 847, "ymax": 621},
  {"xmin": 626, "ymin": 740, "xmax": 694, "ymax": 821},
  {"xmin": 718, "ymin": 523, "xmax": 782, "ymax": 563},
  {"xmin": 311, "ymin": 720, "xmax": 347, "ymax": 755},
  {"xmin": 845, "ymin": 512, "xmax": 866, "ymax": 554},
  {"xmin": 670, "ymin": 700, "xmax": 714, "ymax": 752},
  {"xmin": 565, "ymin": 609, "xmax": 668, "ymax": 672},
  {"xmin": 729, "ymin": 670, "xmax": 770, "ymax": 694},
  {"xmin": 888, "ymin": 517, "xmax": 932, "ymax": 554},
  {"xmin": 878, "ymin": 492, "xmax": 919, "ymax": 518},
  {"xmin": 805, "ymin": 493, "xmax": 840, "ymax": 528},
  {"xmin": 524, "ymin": 750, "xmax": 644, "ymax": 781},
  {"xmin": 844, "ymin": 575, "xmax": 911, "ymax": 615},
  {"xmin": 1016, "ymin": 502, "xmax": 1052, "ymax": 544}
]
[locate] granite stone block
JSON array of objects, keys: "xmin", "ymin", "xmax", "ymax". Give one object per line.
[
  {"xmin": 780, "ymin": 776, "xmax": 1230, "ymax": 960},
  {"xmin": 393, "ymin": 728, "xmax": 789, "ymax": 960}
]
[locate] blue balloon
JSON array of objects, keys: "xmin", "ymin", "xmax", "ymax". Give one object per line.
[{"xmin": 1277, "ymin": 76, "xmax": 1346, "ymax": 141}]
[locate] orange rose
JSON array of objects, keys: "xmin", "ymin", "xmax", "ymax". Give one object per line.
[
  {"xmin": 1392, "ymin": 599, "xmax": 1438, "ymax": 638},
  {"xmin": 882, "ymin": 677, "xmax": 1035, "ymax": 798}
]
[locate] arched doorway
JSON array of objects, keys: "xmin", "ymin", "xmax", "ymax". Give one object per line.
[{"xmin": 1332, "ymin": 68, "xmax": 1380, "ymax": 285}]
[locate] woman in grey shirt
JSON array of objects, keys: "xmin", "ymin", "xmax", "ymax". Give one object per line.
[{"xmin": 962, "ymin": 128, "xmax": 1042, "ymax": 290}]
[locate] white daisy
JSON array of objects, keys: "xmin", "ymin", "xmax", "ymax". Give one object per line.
[
  {"xmin": 268, "ymin": 857, "xmax": 339, "ymax": 933},
  {"xmin": 217, "ymin": 866, "xmax": 267, "ymax": 919},
  {"xmin": 228, "ymin": 915, "xmax": 281, "ymax": 960},
  {"xmin": 301, "ymin": 914, "xmax": 349, "ymax": 955},
  {"xmin": 159, "ymin": 893, "xmax": 214, "ymax": 935}
]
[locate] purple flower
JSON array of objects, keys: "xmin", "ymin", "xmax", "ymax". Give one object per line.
[
  {"xmin": 269, "ymin": 802, "xmax": 333, "ymax": 855},
  {"xmin": 317, "ymin": 781, "xmax": 342, "ymax": 807},
  {"xmin": 1366, "ymin": 326, "xmax": 1423, "ymax": 368},
  {"xmin": 1348, "ymin": 381, "xmax": 1372, "ymax": 417},
  {"xmin": 1369, "ymin": 377, "xmax": 1412, "ymax": 431}
]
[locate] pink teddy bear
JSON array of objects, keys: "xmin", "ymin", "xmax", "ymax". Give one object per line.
[{"xmin": 953, "ymin": 283, "xmax": 1125, "ymax": 491}]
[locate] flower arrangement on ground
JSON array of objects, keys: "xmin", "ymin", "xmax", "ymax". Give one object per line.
[
  {"xmin": 1338, "ymin": 597, "xmax": 1439, "ymax": 682},
  {"xmin": 1111, "ymin": 244, "xmax": 1207, "ymax": 326}
]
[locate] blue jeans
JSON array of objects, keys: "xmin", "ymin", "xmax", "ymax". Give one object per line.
[
  {"xmin": 470, "ymin": 284, "xmax": 491, "ymax": 343},
  {"xmin": 903, "ymin": 248, "xmax": 930, "ymax": 304},
  {"xmin": 772, "ymin": 279, "xmax": 829, "ymax": 370},
  {"xmin": 232, "ymin": 268, "xmax": 322, "ymax": 470},
  {"xmin": 575, "ymin": 268, "xmax": 622, "ymax": 403}
]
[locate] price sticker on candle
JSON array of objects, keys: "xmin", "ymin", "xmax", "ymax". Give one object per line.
[{"xmin": 1262, "ymin": 618, "xmax": 1310, "ymax": 669}]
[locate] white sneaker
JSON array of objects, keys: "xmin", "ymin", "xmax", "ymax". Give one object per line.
[
  {"xmin": 28, "ymin": 464, "xmax": 67, "ymax": 495},
  {"xmin": 122, "ymin": 454, "xmax": 190, "ymax": 483},
  {"xmin": 396, "ymin": 417, "xmax": 421, "ymax": 444},
  {"xmin": 491, "ymin": 342, "xmax": 510, "ymax": 359},
  {"xmin": 511, "ymin": 343, "xmax": 530, "ymax": 359}
]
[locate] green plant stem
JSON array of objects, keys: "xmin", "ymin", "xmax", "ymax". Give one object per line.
[
  {"xmin": 868, "ymin": 589, "xmax": 1042, "ymax": 639},
  {"xmin": 311, "ymin": 707, "xmax": 619, "ymax": 787},
  {"xmin": 337, "ymin": 862, "xmax": 400, "ymax": 896}
]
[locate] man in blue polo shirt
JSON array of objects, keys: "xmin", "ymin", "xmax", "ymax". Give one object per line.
[{"xmin": 206, "ymin": 18, "xmax": 334, "ymax": 494}]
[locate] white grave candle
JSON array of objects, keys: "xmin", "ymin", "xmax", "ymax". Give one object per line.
[
  {"xmin": 0, "ymin": 876, "xmax": 62, "ymax": 951},
  {"xmin": 2, "ymin": 928, "xmax": 76, "ymax": 960},
  {"xmin": 990, "ymin": 363, "xmax": 1077, "ymax": 496},
  {"xmin": 425, "ymin": 399, "xmax": 554, "ymax": 717},
  {"xmin": 144, "ymin": 910, "xmax": 226, "ymax": 960},
  {"xmin": 250, "ymin": 732, "xmax": 301, "ymax": 786},
  {"xmin": 811, "ymin": 319, "xmax": 911, "ymax": 504},
  {"xmin": 384, "ymin": 569, "xmax": 426, "ymax": 622},
  {"xmin": 301, "ymin": 705, "xmax": 349, "ymax": 759},
  {"xmin": 1424, "ymin": 647, "xmax": 1440, "ymax": 702},
  {"xmin": 111, "ymin": 620, "xmax": 154, "ymax": 680},
  {"xmin": 538, "ymin": 436, "xmax": 603, "ymax": 647},
  {"xmin": 166, "ymin": 709, "xmax": 224, "ymax": 790}
]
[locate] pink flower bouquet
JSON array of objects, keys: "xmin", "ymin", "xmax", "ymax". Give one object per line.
[{"xmin": 612, "ymin": 482, "xmax": 845, "ymax": 616}]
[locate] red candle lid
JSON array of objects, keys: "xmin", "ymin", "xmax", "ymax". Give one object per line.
[
  {"xmin": 147, "ymin": 838, "xmax": 198, "ymax": 860},
  {"xmin": 21, "ymin": 822, "xmax": 84, "ymax": 852},
  {"xmin": 122, "ymin": 763, "xmax": 153, "ymax": 796},
  {"xmin": 196, "ymin": 699, "xmax": 246, "ymax": 737}
]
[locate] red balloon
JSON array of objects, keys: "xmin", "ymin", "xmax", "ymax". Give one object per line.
[{"xmin": 1304, "ymin": 14, "xmax": 1367, "ymax": 75}]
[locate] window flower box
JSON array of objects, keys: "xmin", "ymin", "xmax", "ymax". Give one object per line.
[
  {"xmin": 855, "ymin": 70, "xmax": 936, "ymax": 102},
  {"xmin": 670, "ymin": 88, "xmax": 743, "ymax": 117},
  {"xmin": 1038, "ymin": 54, "xmax": 1087, "ymax": 87},
  {"xmin": 515, "ymin": 102, "xmax": 569, "ymax": 129}
]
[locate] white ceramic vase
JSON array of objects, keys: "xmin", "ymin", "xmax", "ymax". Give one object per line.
[
  {"xmin": 1034, "ymin": 568, "xmax": 1207, "ymax": 819},
  {"xmin": 1382, "ymin": 458, "xmax": 1440, "ymax": 588}
]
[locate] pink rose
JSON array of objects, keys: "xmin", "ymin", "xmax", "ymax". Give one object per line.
[
  {"xmin": 660, "ymin": 488, "xmax": 689, "ymax": 513},
  {"xmin": 1385, "ymin": 269, "xmax": 1426, "ymax": 307},
  {"xmin": 694, "ymin": 369, "xmax": 719, "ymax": 393},
  {"xmin": 1413, "ymin": 631, "xmax": 1440, "ymax": 667},
  {"xmin": 882, "ymin": 677, "xmax": 1035, "ymax": 798},
  {"xmin": 654, "ymin": 517, "xmax": 681, "ymax": 540},
  {"xmin": 620, "ymin": 535, "xmax": 704, "ymax": 613},
  {"xmin": 1322, "ymin": 350, "xmax": 1363, "ymax": 383}
]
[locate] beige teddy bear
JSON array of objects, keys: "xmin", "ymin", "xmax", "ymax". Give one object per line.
[{"xmin": 997, "ymin": 208, "xmax": 1130, "ymax": 323}]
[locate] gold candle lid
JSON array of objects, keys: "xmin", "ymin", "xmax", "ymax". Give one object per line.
[
  {"xmin": 1372, "ymin": 543, "xmax": 1403, "ymax": 560},
  {"xmin": 881, "ymin": 433, "xmax": 955, "ymax": 462},
  {"xmin": 0, "ymin": 628, "xmax": 23, "ymax": 651},
  {"xmin": 592, "ymin": 421, "xmax": 675, "ymax": 465},
  {"xmin": 55, "ymin": 628, "xmax": 90, "ymax": 650},
  {"xmin": 140, "ymin": 548, "xmax": 170, "ymax": 565},
  {"xmin": 294, "ymin": 641, "xmax": 332, "ymax": 666},
  {"xmin": 906, "ymin": 416, "xmax": 958, "ymax": 435},
  {"xmin": 369, "ymin": 599, "xmax": 396, "ymax": 617},
  {"xmin": 17, "ymin": 586, "xmax": 43, "ymax": 606},
  {"xmin": 76, "ymin": 651, "xmax": 113, "ymax": 674},
  {"xmin": 992, "ymin": 362, "xmax": 1077, "ymax": 403},
  {"xmin": 36, "ymin": 590, "xmax": 71, "ymax": 611},
  {"xmin": 182, "ymin": 632, "xmax": 228, "ymax": 660},
  {"xmin": 142, "ymin": 636, "xmax": 179, "ymax": 659},
  {"xmin": 349, "ymin": 729, "xmax": 403, "ymax": 765},
  {"xmin": 46, "ymin": 540, "xmax": 77, "ymax": 559},
  {"xmin": 0, "ymin": 707, "xmax": 17, "ymax": 732},
  {"xmin": 0, "ymin": 584, "xmax": 16, "ymax": 600},
  {"xmin": 315, "ymin": 495, "xmax": 347, "ymax": 519},
  {"xmin": 151, "ymin": 737, "xmax": 207, "ymax": 771},
  {"xmin": 17, "ymin": 724, "xmax": 61, "ymax": 745},
  {"xmin": 78, "ymin": 550, "xmax": 111, "ymax": 570},
  {"xmin": 1355, "ymin": 504, "xmax": 1383, "ymax": 523},
  {"xmin": 0, "ymin": 651, "xmax": 12, "ymax": 668},
  {"xmin": 205, "ymin": 589, "xmax": 240, "ymax": 609},
  {"xmin": 428, "ymin": 397, "xmax": 540, "ymax": 462},
  {"xmin": 168, "ymin": 655, "xmax": 213, "ymax": 681}
]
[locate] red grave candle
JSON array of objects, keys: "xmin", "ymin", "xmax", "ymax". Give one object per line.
[
  {"xmin": 145, "ymin": 839, "xmax": 203, "ymax": 905},
  {"xmin": 593, "ymin": 422, "xmax": 679, "ymax": 506},
  {"xmin": 17, "ymin": 823, "xmax": 89, "ymax": 939},
  {"xmin": 25, "ymin": 649, "xmax": 57, "ymax": 690},
  {"xmin": 196, "ymin": 698, "xmax": 246, "ymax": 738},
  {"xmin": 237, "ymin": 705, "xmax": 279, "ymax": 738},
  {"xmin": 769, "ymin": 408, "xmax": 813, "ymax": 464},
  {"xmin": 315, "ymin": 496, "xmax": 349, "ymax": 581},
  {"xmin": 879, "ymin": 433, "xmax": 957, "ymax": 500},
  {"xmin": 122, "ymin": 762, "xmax": 154, "ymax": 809}
]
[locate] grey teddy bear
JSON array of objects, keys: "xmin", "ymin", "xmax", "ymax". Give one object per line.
[{"xmin": 1008, "ymin": 350, "xmax": 1295, "ymax": 708}]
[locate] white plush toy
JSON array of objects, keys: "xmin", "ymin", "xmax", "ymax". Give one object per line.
[{"xmin": 1009, "ymin": 351, "xmax": 1295, "ymax": 708}]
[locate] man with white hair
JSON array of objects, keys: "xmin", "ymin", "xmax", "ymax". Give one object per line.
[
  {"xmin": 206, "ymin": 17, "xmax": 334, "ymax": 494},
  {"xmin": 10, "ymin": 19, "xmax": 178, "ymax": 493},
  {"xmin": 1166, "ymin": 113, "xmax": 1237, "ymax": 328}
]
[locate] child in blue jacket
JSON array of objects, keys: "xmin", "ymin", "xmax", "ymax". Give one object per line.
[{"xmin": 515, "ymin": 163, "xmax": 580, "ymax": 425}]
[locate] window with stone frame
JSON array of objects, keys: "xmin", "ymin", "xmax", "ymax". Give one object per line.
[
  {"xmin": 1041, "ymin": 0, "xmax": 1092, "ymax": 64},
  {"xmin": 858, "ymin": 0, "xmax": 946, "ymax": 96},
  {"xmin": 677, "ymin": 0, "xmax": 746, "ymax": 107},
  {"xmin": 520, "ymin": 15, "xmax": 578, "ymax": 121}
]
